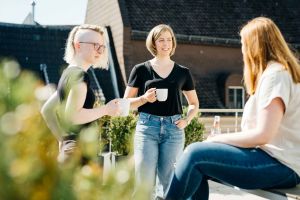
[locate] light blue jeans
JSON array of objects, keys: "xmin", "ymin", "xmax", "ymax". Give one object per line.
[
  {"xmin": 134, "ymin": 112, "xmax": 185, "ymax": 199},
  {"xmin": 165, "ymin": 142, "xmax": 300, "ymax": 200}
]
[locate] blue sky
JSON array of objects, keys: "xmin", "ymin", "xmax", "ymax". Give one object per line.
[{"xmin": 0, "ymin": 0, "xmax": 88, "ymax": 25}]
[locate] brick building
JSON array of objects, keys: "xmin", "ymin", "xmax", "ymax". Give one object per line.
[{"xmin": 85, "ymin": 0, "xmax": 300, "ymax": 108}]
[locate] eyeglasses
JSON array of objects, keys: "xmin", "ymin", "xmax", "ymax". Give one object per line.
[{"xmin": 79, "ymin": 42, "xmax": 106, "ymax": 53}]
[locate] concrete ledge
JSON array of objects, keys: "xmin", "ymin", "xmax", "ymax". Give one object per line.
[
  {"xmin": 240, "ymin": 185, "xmax": 300, "ymax": 200},
  {"xmin": 212, "ymin": 180, "xmax": 300, "ymax": 200}
]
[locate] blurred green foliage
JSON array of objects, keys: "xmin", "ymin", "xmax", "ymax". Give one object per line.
[
  {"xmin": 0, "ymin": 59, "xmax": 62, "ymax": 200},
  {"xmin": 0, "ymin": 59, "xmax": 147, "ymax": 200}
]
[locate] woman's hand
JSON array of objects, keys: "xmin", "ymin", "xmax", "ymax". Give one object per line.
[
  {"xmin": 175, "ymin": 119, "xmax": 189, "ymax": 129},
  {"xmin": 142, "ymin": 88, "xmax": 157, "ymax": 103},
  {"xmin": 105, "ymin": 99, "xmax": 121, "ymax": 117}
]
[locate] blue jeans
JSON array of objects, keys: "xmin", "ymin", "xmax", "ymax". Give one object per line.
[
  {"xmin": 165, "ymin": 142, "xmax": 300, "ymax": 200},
  {"xmin": 134, "ymin": 112, "xmax": 185, "ymax": 198}
]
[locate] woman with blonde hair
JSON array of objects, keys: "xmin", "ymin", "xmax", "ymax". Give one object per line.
[
  {"xmin": 41, "ymin": 24, "xmax": 121, "ymax": 163},
  {"xmin": 165, "ymin": 17, "xmax": 300, "ymax": 200},
  {"xmin": 124, "ymin": 24, "xmax": 199, "ymax": 199}
]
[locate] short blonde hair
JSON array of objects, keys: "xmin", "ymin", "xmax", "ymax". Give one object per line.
[
  {"xmin": 240, "ymin": 17, "xmax": 300, "ymax": 95},
  {"xmin": 146, "ymin": 24, "xmax": 177, "ymax": 56},
  {"xmin": 64, "ymin": 24, "xmax": 109, "ymax": 69}
]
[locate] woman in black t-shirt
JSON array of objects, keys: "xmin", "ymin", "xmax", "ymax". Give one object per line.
[
  {"xmin": 124, "ymin": 24, "xmax": 199, "ymax": 199},
  {"xmin": 41, "ymin": 24, "xmax": 121, "ymax": 163}
]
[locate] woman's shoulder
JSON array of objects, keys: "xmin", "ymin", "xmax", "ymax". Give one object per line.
[
  {"xmin": 131, "ymin": 61, "xmax": 151, "ymax": 74},
  {"xmin": 60, "ymin": 66, "xmax": 86, "ymax": 83},
  {"xmin": 133, "ymin": 61, "xmax": 149, "ymax": 69},
  {"xmin": 263, "ymin": 62, "xmax": 290, "ymax": 80},
  {"xmin": 174, "ymin": 63, "xmax": 191, "ymax": 74},
  {"xmin": 258, "ymin": 62, "xmax": 292, "ymax": 93},
  {"xmin": 264, "ymin": 61, "xmax": 286, "ymax": 74},
  {"xmin": 65, "ymin": 66, "xmax": 85, "ymax": 73}
]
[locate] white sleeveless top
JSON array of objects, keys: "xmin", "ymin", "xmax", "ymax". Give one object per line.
[{"xmin": 241, "ymin": 61, "xmax": 300, "ymax": 176}]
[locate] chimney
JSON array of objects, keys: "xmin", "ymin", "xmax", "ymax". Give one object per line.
[{"xmin": 31, "ymin": 1, "xmax": 36, "ymax": 23}]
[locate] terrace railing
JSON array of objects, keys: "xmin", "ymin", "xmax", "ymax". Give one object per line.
[{"xmin": 199, "ymin": 109, "xmax": 244, "ymax": 134}]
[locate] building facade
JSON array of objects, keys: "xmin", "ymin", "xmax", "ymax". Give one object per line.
[{"xmin": 85, "ymin": 0, "xmax": 300, "ymax": 108}]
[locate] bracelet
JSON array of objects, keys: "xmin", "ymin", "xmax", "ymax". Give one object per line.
[{"xmin": 140, "ymin": 96, "xmax": 147, "ymax": 104}]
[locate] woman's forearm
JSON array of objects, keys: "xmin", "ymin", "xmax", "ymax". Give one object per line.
[
  {"xmin": 127, "ymin": 96, "xmax": 147, "ymax": 110},
  {"xmin": 206, "ymin": 130, "xmax": 268, "ymax": 148},
  {"xmin": 207, "ymin": 98, "xmax": 284, "ymax": 148},
  {"xmin": 185, "ymin": 103, "xmax": 199, "ymax": 123},
  {"xmin": 68, "ymin": 105, "xmax": 108, "ymax": 125}
]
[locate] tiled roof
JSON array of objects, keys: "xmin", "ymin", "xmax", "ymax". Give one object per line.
[
  {"xmin": 0, "ymin": 22, "xmax": 72, "ymax": 84},
  {"xmin": 195, "ymin": 76, "xmax": 225, "ymax": 108},
  {"xmin": 0, "ymin": 23, "xmax": 120, "ymax": 101},
  {"xmin": 123, "ymin": 0, "xmax": 300, "ymax": 44}
]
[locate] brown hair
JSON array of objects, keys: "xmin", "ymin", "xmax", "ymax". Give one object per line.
[
  {"xmin": 240, "ymin": 17, "xmax": 300, "ymax": 95},
  {"xmin": 146, "ymin": 24, "xmax": 177, "ymax": 56}
]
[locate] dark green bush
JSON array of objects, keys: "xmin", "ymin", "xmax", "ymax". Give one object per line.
[
  {"xmin": 182, "ymin": 106, "xmax": 205, "ymax": 147},
  {"xmin": 98, "ymin": 114, "xmax": 137, "ymax": 156},
  {"xmin": 98, "ymin": 106, "xmax": 205, "ymax": 154}
]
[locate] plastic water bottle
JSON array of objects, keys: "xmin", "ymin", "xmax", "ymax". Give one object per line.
[{"xmin": 211, "ymin": 116, "xmax": 221, "ymax": 135}]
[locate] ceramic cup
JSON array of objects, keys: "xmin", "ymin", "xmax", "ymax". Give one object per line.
[
  {"xmin": 156, "ymin": 88, "xmax": 168, "ymax": 101},
  {"xmin": 118, "ymin": 98, "xmax": 130, "ymax": 116}
]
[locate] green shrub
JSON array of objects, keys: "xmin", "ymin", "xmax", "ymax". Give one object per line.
[
  {"xmin": 109, "ymin": 114, "xmax": 137, "ymax": 155},
  {"xmin": 182, "ymin": 106, "xmax": 205, "ymax": 147},
  {"xmin": 98, "ymin": 113, "xmax": 137, "ymax": 156},
  {"xmin": 98, "ymin": 106, "xmax": 205, "ymax": 154}
]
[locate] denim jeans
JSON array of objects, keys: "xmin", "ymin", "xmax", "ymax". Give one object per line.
[
  {"xmin": 165, "ymin": 142, "xmax": 300, "ymax": 200},
  {"xmin": 134, "ymin": 112, "xmax": 185, "ymax": 199}
]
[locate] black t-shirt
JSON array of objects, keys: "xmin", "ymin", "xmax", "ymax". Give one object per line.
[
  {"xmin": 57, "ymin": 66, "xmax": 95, "ymax": 134},
  {"xmin": 127, "ymin": 61, "xmax": 195, "ymax": 116}
]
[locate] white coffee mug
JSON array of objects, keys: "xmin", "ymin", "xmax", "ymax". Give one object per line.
[
  {"xmin": 156, "ymin": 88, "xmax": 168, "ymax": 101},
  {"xmin": 118, "ymin": 98, "xmax": 130, "ymax": 116}
]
